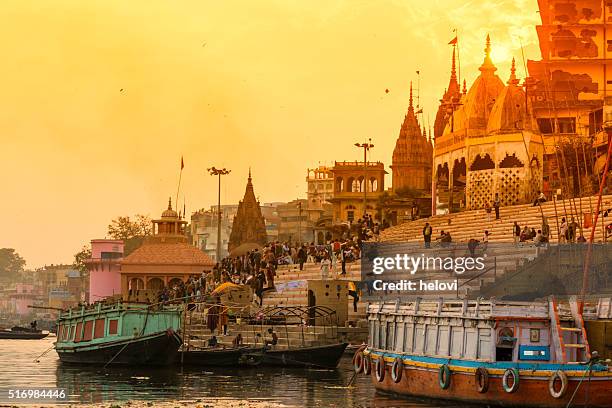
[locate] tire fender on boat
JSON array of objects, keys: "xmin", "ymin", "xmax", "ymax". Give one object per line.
[
  {"xmin": 502, "ymin": 368, "xmax": 520, "ymax": 393},
  {"xmin": 438, "ymin": 364, "xmax": 451, "ymax": 390},
  {"xmin": 548, "ymin": 370, "xmax": 568, "ymax": 399},
  {"xmin": 353, "ymin": 347, "xmax": 365, "ymax": 374},
  {"xmin": 475, "ymin": 367, "xmax": 489, "ymax": 393},
  {"xmin": 375, "ymin": 356, "xmax": 386, "ymax": 382},
  {"xmin": 391, "ymin": 357, "xmax": 403, "ymax": 383},
  {"xmin": 363, "ymin": 353, "xmax": 372, "ymax": 375}
]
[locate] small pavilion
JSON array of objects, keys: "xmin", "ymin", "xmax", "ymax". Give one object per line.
[{"xmin": 120, "ymin": 198, "xmax": 215, "ymax": 298}]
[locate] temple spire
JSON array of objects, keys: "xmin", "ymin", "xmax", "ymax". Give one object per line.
[
  {"xmin": 167, "ymin": 196, "xmax": 172, "ymax": 210},
  {"xmin": 409, "ymin": 81, "xmax": 414, "ymax": 111},
  {"xmin": 248, "ymin": 167, "xmax": 252, "ymax": 181},
  {"xmin": 462, "ymin": 79, "xmax": 467, "ymax": 94},
  {"xmin": 450, "ymin": 46, "xmax": 457, "ymax": 83},
  {"xmin": 507, "ymin": 57, "xmax": 519, "ymax": 85},
  {"xmin": 479, "ymin": 34, "xmax": 497, "ymax": 74}
]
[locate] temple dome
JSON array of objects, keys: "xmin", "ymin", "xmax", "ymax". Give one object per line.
[
  {"xmin": 443, "ymin": 35, "xmax": 504, "ymax": 134},
  {"xmin": 161, "ymin": 198, "xmax": 179, "ymax": 219},
  {"xmin": 487, "ymin": 58, "xmax": 537, "ymax": 134}
]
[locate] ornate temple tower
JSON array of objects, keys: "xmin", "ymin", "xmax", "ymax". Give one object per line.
[
  {"xmin": 228, "ymin": 170, "xmax": 268, "ymax": 251},
  {"xmin": 391, "ymin": 82, "xmax": 433, "ymax": 193},
  {"xmin": 433, "ymin": 46, "xmax": 463, "ymax": 139}
]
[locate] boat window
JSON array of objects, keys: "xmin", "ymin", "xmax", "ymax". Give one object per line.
[
  {"xmin": 496, "ymin": 327, "xmax": 516, "ymax": 362},
  {"xmin": 450, "ymin": 326, "xmax": 463, "ymax": 357},
  {"xmin": 108, "ymin": 319, "xmax": 118, "ymax": 335},
  {"xmin": 94, "ymin": 319, "xmax": 105, "ymax": 339},
  {"xmin": 426, "ymin": 325, "xmax": 438, "ymax": 354},
  {"xmin": 57, "ymin": 325, "xmax": 63, "ymax": 341},
  {"xmin": 83, "ymin": 320, "xmax": 94, "ymax": 341},
  {"xmin": 415, "ymin": 325, "xmax": 425, "ymax": 354},
  {"xmin": 74, "ymin": 322, "xmax": 83, "ymax": 342},
  {"xmin": 438, "ymin": 326, "xmax": 450, "ymax": 356},
  {"xmin": 62, "ymin": 325, "xmax": 68, "ymax": 341}
]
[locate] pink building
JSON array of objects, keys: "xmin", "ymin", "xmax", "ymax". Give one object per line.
[
  {"xmin": 10, "ymin": 283, "xmax": 39, "ymax": 316},
  {"xmin": 86, "ymin": 239, "xmax": 124, "ymax": 302}
]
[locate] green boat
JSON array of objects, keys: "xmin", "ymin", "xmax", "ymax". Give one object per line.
[{"xmin": 55, "ymin": 302, "xmax": 183, "ymax": 366}]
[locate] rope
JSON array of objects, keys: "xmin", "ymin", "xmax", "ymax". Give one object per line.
[{"xmin": 565, "ymin": 360, "xmax": 593, "ymax": 408}]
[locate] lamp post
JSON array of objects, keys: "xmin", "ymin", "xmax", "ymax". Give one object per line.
[
  {"xmin": 297, "ymin": 200, "xmax": 302, "ymax": 245},
  {"xmin": 207, "ymin": 167, "xmax": 231, "ymax": 263},
  {"xmin": 354, "ymin": 139, "xmax": 374, "ymax": 217}
]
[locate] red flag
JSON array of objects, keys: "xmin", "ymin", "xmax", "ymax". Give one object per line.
[
  {"xmin": 448, "ymin": 36, "xmax": 458, "ymax": 45},
  {"xmin": 180, "ymin": 156, "xmax": 184, "ymax": 170}
]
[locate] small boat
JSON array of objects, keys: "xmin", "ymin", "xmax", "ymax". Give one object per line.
[
  {"xmin": 55, "ymin": 301, "xmax": 183, "ymax": 366},
  {"xmin": 0, "ymin": 326, "xmax": 49, "ymax": 340},
  {"xmin": 177, "ymin": 346, "xmax": 264, "ymax": 366},
  {"xmin": 252, "ymin": 343, "xmax": 349, "ymax": 369}
]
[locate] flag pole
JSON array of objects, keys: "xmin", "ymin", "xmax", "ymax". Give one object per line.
[
  {"xmin": 175, "ymin": 156, "xmax": 184, "ymax": 211},
  {"xmin": 455, "ymin": 28, "xmax": 461, "ymax": 88}
]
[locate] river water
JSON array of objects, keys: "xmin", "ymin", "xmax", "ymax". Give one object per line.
[{"xmin": 0, "ymin": 337, "xmax": 467, "ymax": 407}]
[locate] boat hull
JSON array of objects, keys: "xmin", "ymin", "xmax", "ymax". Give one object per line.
[
  {"xmin": 366, "ymin": 351, "xmax": 612, "ymax": 408},
  {"xmin": 259, "ymin": 343, "xmax": 349, "ymax": 369},
  {"xmin": 177, "ymin": 347, "xmax": 264, "ymax": 366},
  {"xmin": 0, "ymin": 331, "xmax": 49, "ymax": 340},
  {"xmin": 56, "ymin": 330, "xmax": 182, "ymax": 366}
]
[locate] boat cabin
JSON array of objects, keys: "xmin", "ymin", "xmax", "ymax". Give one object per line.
[
  {"xmin": 367, "ymin": 298, "xmax": 601, "ymax": 364},
  {"xmin": 55, "ymin": 302, "xmax": 182, "ymax": 347}
]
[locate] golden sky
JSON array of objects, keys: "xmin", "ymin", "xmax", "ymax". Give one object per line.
[{"xmin": 0, "ymin": 0, "xmax": 540, "ymax": 267}]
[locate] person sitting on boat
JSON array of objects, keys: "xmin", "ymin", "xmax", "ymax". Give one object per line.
[
  {"xmin": 264, "ymin": 328, "xmax": 278, "ymax": 348},
  {"xmin": 232, "ymin": 333, "xmax": 243, "ymax": 347},
  {"xmin": 208, "ymin": 335, "xmax": 218, "ymax": 348}
]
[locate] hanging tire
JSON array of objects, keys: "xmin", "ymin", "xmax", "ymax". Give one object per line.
[
  {"xmin": 502, "ymin": 368, "xmax": 520, "ymax": 393},
  {"xmin": 548, "ymin": 370, "xmax": 568, "ymax": 399},
  {"xmin": 391, "ymin": 357, "xmax": 403, "ymax": 383},
  {"xmin": 375, "ymin": 356, "xmax": 386, "ymax": 382},
  {"xmin": 352, "ymin": 346, "xmax": 366, "ymax": 374},
  {"xmin": 475, "ymin": 367, "xmax": 489, "ymax": 393},
  {"xmin": 438, "ymin": 364, "xmax": 451, "ymax": 390},
  {"xmin": 363, "ymin": 354, "xmax": 372, "ymax": 375}
]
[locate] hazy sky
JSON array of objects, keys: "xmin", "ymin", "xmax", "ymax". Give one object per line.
[{"xmin": 0, "ymin": 0, "xmax": 540, "ymax": 267}]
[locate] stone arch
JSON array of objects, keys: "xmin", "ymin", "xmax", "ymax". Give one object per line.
[
  {"xmin": 335, "ymin": 177, "xmax": 344, "ymax": 192},
  {"xmin": 168, "ymin": 277, "xmax": 183, "ymax": 289},
  {"xmin": 356, "ymin": 176, "xmax": 365, "ymax": 193},
  {"xmin": 436, "ymin": 163, "xmax": 449, "ymax": 184},
  {"xmin": 370, "ymin": 177, "xmax": 378, "ymax": 192},
  {"xmin": 452, "ymin": 158, "xmax": 467, "ymax": 186},
  {"xmin": 347, "ymin": 177, "xmax": 355, "ymax": 192},
  {"xmin": 499, "ymin": 153, "xmax": 524, "ymax": 168},
  {"xmin": 147, "ymin": 277, "xmax": 164, "ymax": 291},
  {"xmin": 129, "ymin": 277, "xmax": 144, "ymax": 290},
  {"xmin": 469, "ymin": 154, "xmax": 495, "ymax": 171}
]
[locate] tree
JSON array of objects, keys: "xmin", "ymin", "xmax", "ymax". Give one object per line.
[
  {"xmin": 107, "ymin": 214, "xmax": 152, "ymax": 256},
  {"xmin": 0, "ymin": 248, "xmax": 26, "ymax": 280},
  {"xmin": 73, "ymin": 245, "xmax": 92, "ymax": 274}
]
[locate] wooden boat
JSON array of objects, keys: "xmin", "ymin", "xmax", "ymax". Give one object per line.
[
  {"xmin": 55, "ymin": 302, "xmax": 182, "ymax": 366},
  {"xmin": 178, "ymin": 346, "xmax": 264, "ymax": 366},
  {"xmin": 0, "ymin": 326, "xmax": 49, "ymax": 340},
  {"xmin": 252, "ymin": 342, "xmax": 349, "ymax": 369},
  {"xmin": 354, "ymin": 298, "xmax": 612, "ymax": 408}
]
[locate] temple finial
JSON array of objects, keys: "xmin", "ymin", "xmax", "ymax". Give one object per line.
[
  {"xmin": 462, "ymin": 79, "xmax": 467, "ymax": 94},
  {"xmin": 248, "ymin": 167, "xmax": 252, "ymax": 180},
  {"xmin": 168, "ymin": 196, "xmax": 172, "ymax": 210},
  {"xmin": 508, "ymin": 57, "xmax": 519, "ymax": 85},
  {"xmin": 479, "ymin": 34, "xmax": 497, "ymax": 73}
]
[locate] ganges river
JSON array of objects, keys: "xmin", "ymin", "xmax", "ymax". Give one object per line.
[{"xmin": 0, "ymin": 337, "xmax": 475, "ymax": 407}]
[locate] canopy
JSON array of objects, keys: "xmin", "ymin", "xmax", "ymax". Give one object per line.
[{"xmin": 211, "ymin": 282, "xmax": 241, "ymax": 296}]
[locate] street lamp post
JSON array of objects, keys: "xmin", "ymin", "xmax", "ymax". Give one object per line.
[
  {"xmin": 207, "ymin": 167, "xmax": 231, "ymax": 263},
  {"xmin": 354, "ymin": 139, "xmax": 374, "ymax": 217},
  {"xmin": 297, "ymin": 200, "xmax": 302, "ymax": 244}
]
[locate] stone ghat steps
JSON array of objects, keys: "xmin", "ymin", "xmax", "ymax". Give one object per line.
[{"xmin": 379, "ymin": 194, "xmax": 612, "ymax": 243}]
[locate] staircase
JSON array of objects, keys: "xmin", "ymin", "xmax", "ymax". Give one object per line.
[{"xmin": 380, "ymin": 194, "xmax": 612, "ymax": 244}]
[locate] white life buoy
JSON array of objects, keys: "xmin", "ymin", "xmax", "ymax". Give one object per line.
[
  {"xmin": 391, "ymin": 357, "xmax": 403, "ymax": 383},
  {"xmin": 548, "ymin": 370, "xmax": 568, "ymax": 399}
]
